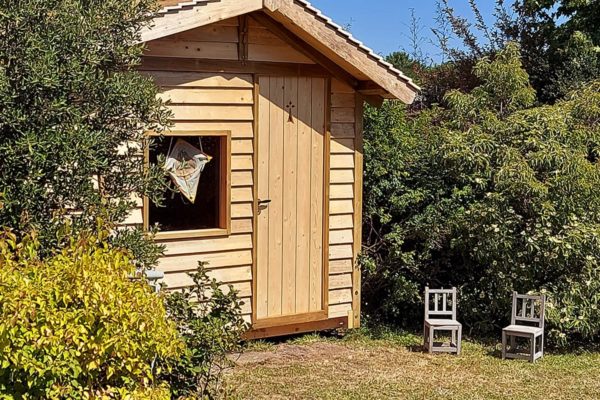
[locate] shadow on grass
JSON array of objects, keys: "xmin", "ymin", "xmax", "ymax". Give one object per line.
[{"xmin": 244, "ymin": 322, "xmax": 600, "ymax": 360}]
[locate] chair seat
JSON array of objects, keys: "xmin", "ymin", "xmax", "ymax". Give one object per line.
[
  {"xmin": 425, "ymin": 319, "xmax": 461, "ymax": 327},
  {"xmin": 503, "ymin": 325, "xmax": 543, "ymax": 335}
]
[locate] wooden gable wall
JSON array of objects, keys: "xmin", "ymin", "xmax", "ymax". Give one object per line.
[
  {"xmin": 145, "ymin": 17, "xmax": 314, "ymax": 64},
  {"xmin": 130, "ymin": 14, "xmax": 361, "ymax": 329}
]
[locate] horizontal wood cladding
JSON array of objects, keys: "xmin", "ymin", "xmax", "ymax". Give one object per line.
[
  {"xmin": 232, "ymin": 138, "xmax": 254, "ymax": 154},
  {"xmin": 329, "ymin": 303, "xmax": 352, "ymax": 318},
  {"xmin": 144, "ymin": 16, "xmax": 315, "ymax": 65},
  {"xmin": 330, "ymin": 259, "xmax": 353, "ymax": 275},
  {"xmin": 329, "ymin": 244, "xmax": 353, "ymax": 261},
  {"xmin": 248, "ymin": 44, "xmax": 312, "ymax": 64},
  {"xmin": 159, "ymin": 88, "xmax": 254, "ymax": 104},
  {"xmin": 329, "ymin": 213, "xmax": 353, "ymax": 230},
  {"xmin": 142, "ymin": 67, "xmax": 256, "ymax": 322},
  {"xmin": 231, "ymin": 154, "xmax": 253, "ymax": 171},
  {"xmin": 163, "ymin": 234, "xmax": 253, "ymax": 256},
  {"xmin": 247, "ymin": 16, "xmax": 313, "ymax": 64},
  {"xmin": 231, "ymin": 186, "xmax": 253, "ymax": 203},
  {"xmin": 232, "ymin": 171, "xmax": 253, "ymax": 186},
  {"xmin": 326, "ymin": 78, "xmax": 357, "ymax": 319},
  {"xmin": 330, "ymin": 154, "xmax": 355, "ymax": 169},
  {"xmin": 330, "ymin": 184, "xmax": 354, "ymax": 200},
  {"xmin": 146, "ymin": 40, "xmax": 239, "ymax": 60},
  {"xmin": 331, "ymin": 78, "xmax": 355, "ymax": 94},
  {"xmin": 172, "ymin": 122, "xmax": 254, "ymax": 138},
  {"xmin": 331, "ymin": 123, "xmax": 356, "ymax": 138},
  {"xmin": 331, "ymin": 93, "xmax": 356, "ymax": 108},
  {"xmin": 330, "ymin": 169, "xmax": 354, "ymax": 184},
  {"xmin": 169, "ymin": 105, "xmax": 254, "ymax": 121},
  {"xmin": 159, "ymin": 249, "xmax": 253, "ymax": 271},
  {"xmin": 331, "ymin": 108, "xmax": 355, "ymax": 123},
  {"xmin": 330, "ymin": 288, "xmax": 353, "ymax": 305},
  {"xmin": 146, "ymin": 71, "xmax": 253, "ymax": 88},
  {"xmin": 167, "ymin": 24, "xmax": 239, "ymax": 43},
  {"xmin": 231, "ymin": 218, "xmax": 253, "ymax": 233},
  {"xmin": 330, "ymin": 273, "xmax": 353, "ymax": 290},
  {"xmin": 329, "ymin": 229, "xmax": 354, "ymax": 245},
  {"xmin": 141, "ymin": 57, "xmax": 329, "ymax": 77},
  {"xmin": 232, "ymin": 203, "xmax": 253, "ymax": 218},
  {"xmin": 166, "ymin": 266, "xmax": 252, "ymax": 288},
  {"xmin": 133, "ymin": 65, "xmax": 361, "ymax": 326},
  {"xmin": 330, "ymin": 199, "xmax": 354, "ymax": 215}
]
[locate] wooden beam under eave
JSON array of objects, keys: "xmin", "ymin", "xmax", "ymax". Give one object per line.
[
  {"xmin": 139, "ymin": 57, "xmax": 332, "ymax": 76},
  {"xmin": 141, "ymin": 0, "xmax": 263, "ymax": 43},
  {"xmin": 364, "ymin": 95, "xmax": 384, "ymax": 108}
]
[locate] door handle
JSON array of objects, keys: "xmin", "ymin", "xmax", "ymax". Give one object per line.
[{"xmin": 258, "ymin": 199, "xmax": 271, "ymax": 215}]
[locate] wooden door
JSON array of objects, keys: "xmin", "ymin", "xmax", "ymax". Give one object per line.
[{"xmin": 255, "ymin": 76, "xmax": 328, "ymax": 324}]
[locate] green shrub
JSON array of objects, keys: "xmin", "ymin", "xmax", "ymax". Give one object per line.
[
  {"xmin": 160, "ymin": 265, "xmax": 248, "ymax": 399},
  {"xmin": 0, "ymin": 0, "xmax": 170, "ymax": 264},
  {"xmin": 362, "ymin": 44, "xmax": 600, "ymax": 345},
  {"xmin": 0, "ymin": 228, "xmax": 183, "ymax": 399}
]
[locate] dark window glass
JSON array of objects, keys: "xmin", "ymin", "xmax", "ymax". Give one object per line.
[{"xmin": 149, "ymin": 135, "xmax": 223, "ymax": 232}]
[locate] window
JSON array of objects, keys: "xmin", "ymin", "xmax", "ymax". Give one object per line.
[{"xmin": 145, "ymin": 131, "xmax": 231, "ymax": 238}]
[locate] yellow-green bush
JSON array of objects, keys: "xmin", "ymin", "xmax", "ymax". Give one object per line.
[{"xmin": 0, "ymin": 229, "xmax": 183, "ymax": 399}]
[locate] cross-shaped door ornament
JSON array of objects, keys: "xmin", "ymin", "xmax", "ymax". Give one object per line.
[{"xmin": 285, "ymin": 101, "xmax": 296, "ymax": 123}]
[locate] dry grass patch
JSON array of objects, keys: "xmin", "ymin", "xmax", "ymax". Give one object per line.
[{"xmin": 226, "ymin": 330, "xmax": 600, "ymax": 399}]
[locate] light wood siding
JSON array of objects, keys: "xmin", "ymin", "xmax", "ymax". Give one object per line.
[
  {"xmin": 144, "ymin": 17, "xmax": 315, "ymax": 65},
  {"xmin": 328, "ymin": 78, "xmax": 357, "ymax": 321},
  {"xmin": 136, "ymin": 17, "xmax": 364, "ymax": 331},
  {"xmin": 255, "ymin": 76, "xmax": 326, "ymax": 320},
  {"xmin": 140, "ymin": 68, "xmax": 256, "ymax": 323},
  {"xmin": 247, "ymin": 17, "xmax": 314, "ymax": 64},
  {"xmin": 145, "ymin": 19, "xmax": 240, "ymax": 60}
]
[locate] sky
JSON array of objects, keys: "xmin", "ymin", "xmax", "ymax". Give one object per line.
[{"xmin": 309, "ymin": 0, "xmax": 504, "ymax": 63}]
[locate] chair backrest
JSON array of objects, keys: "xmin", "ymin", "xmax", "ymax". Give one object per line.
[
  {"xmin": 424, "ymin": 287, "xmax": 457, "ymax": 320},
  {"xmin": 511, "ymin": 292, "xmax": 545, "ymax": 328}
]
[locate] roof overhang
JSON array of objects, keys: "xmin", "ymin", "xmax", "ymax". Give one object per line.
[{"xmin": 141, "ymin": 0, "xmax": 420, "ymax": 104}]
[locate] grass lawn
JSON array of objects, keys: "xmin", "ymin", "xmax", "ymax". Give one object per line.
[{"xmin": 226, "ymin": 329, "xmax": 600, "ymax": 400}]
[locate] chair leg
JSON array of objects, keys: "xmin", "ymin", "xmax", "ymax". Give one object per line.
[
  {"xmin": 456, "ymin": 327, "xmax": 462, "ymax": 356},
  {"xmin": 530, "ymin": 335, "xmax": 536, "ymax": 363},
  {"xmin": 502, "ymin": 331, "xmax": 507, "ymax": 360},
  {"xmin": 451, "ymin": 330, "xmax": 456, "ymax": 347},
  {"xmin": 428, "ymin": 326, "xmax": 435, "ymax": 354},
  {"xmin": 539, "ymin": 333, "xmax": 544, "ymax": 360},
  {"xmin": 423, "ymin": 323, "xmax": 428, "ymax": 352}
]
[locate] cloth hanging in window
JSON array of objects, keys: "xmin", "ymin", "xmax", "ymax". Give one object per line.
[{"xmin": 164, "ymin": 138, "xmax": 212, "ymax": 204}]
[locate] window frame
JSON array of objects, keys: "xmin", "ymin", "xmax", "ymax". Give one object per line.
[{"xmin": 144, "ymin": 130, "xmax": 232, "ymax": 240}]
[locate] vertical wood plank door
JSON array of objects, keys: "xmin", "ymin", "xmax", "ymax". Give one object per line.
[{"xmin": 256, "ymin": 76, "xmax": 327, "ymax": 323}]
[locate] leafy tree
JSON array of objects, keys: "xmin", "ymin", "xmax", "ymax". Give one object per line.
[
  {"xmin": 437, "ymin": 0, "xmax": 600, "ymax": 103},
  {"xmin": 0, "ymin": 0, "xmax": 170, "ymax": 263},
  {"xmin": 363, "ymin": 43, "xmax": 600, "ymax": 345},
  {"xmin": 511, "ymin": 0, "xmax": 600, "ymax": 102}
]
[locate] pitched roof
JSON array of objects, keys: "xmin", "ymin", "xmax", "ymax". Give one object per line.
[
  {"xmin": 148, "ymin": 0, "xmax": 420, "ymax": 103},
  {"xmin": 292, "ymin": 0, "xmax": 419, "ymax": 98}
]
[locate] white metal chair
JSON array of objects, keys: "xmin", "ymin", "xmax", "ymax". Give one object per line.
[
  {"xmin": 502, "ymin": 292, "xmax": 546, "ymax": 363},
  {"xmin": 423, "ymin": 287, "xmax": 462, "ymax": 355}
]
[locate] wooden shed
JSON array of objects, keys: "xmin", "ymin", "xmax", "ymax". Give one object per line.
[{"xmin": 134, "ymin": 0, "xmax": 419, "ymax": 339}]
